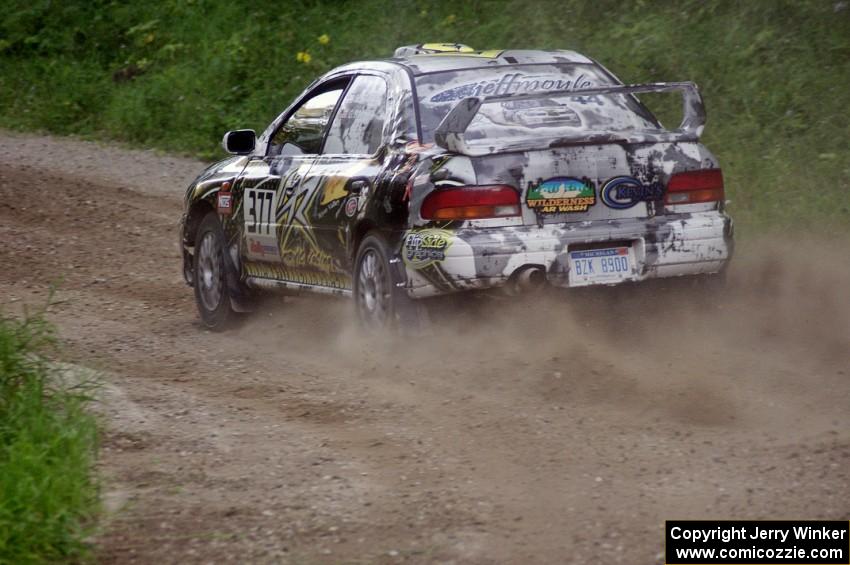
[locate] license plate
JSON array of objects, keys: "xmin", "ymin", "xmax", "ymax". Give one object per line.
[{"xmin": 568, "ymin": 246, "xmax": 635, "ymax": 287}]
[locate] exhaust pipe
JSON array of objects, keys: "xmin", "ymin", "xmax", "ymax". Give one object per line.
[{"xmin": 514, "ymin": 266, "xmax": 547, "ymax": 292}]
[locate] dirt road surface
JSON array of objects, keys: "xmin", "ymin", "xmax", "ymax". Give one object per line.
[{"xmin": 1, "ymin": 131, "xmax": 848, "ymax": 563}]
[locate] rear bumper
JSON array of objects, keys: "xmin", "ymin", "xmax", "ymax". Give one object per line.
[{"xmin": 401, "ymin": 211, "xmax": 733, "ymax": 298}]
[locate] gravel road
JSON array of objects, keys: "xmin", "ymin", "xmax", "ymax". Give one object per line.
[{"xmin": 1, "ymin": 130, "xmax": 848, "ymax": 563}]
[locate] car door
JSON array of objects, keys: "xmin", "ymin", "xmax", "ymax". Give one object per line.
[
  {"xmin": 236, "ymin": 80, "xmax": 347, "ymax": 282},
  {"xmin": 296, "ymin": 74, "xmax": 391, "ymax": 285}
]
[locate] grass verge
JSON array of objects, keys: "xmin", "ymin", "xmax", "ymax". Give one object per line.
[{"xmin": 0, "ymin": 307, "xmax": 99, "ymax": 564}]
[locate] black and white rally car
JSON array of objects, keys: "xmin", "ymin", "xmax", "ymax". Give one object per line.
[{"xmin": 179, "ymin": 43, "xmax": 733, "ymax": 329}]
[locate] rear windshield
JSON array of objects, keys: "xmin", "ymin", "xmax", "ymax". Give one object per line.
[{"xmin": 415, "ymin": 64, "xmax": 661, "ymax": 143}]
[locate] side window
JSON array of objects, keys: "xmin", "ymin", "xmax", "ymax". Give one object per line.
[
  {"xmin": 269, "ymin": 86, "xmax": 345, "ymax": 155},
  {"xmin": 323, "ymin": 75, "xmax": 388, "ymax": 155}
]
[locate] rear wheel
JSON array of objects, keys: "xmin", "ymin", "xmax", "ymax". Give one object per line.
[
  {"xmin": 354, "ymin": 234, "xmax": 394, "ymax": 328},
  {"xmin": 193, "ymin": 212, "xmax": 234, "ymax": 330},
  {"xmin": 354, "ymin": 233, "xmax": 425, "ymax": 330}
]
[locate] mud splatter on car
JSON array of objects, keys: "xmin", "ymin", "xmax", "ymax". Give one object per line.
[{"xmin": 179, "ymin": 44, "xmax": 732, "ymax": 329}]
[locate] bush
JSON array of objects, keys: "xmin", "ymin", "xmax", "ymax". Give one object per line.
[{"xmin": 0, "ymin": 309, "xmax": 99, "ymax": 564}]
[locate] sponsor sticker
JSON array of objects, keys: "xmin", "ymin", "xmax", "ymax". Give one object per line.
[
  {"xmin": 217, "ymin": 191, "xmax": 233, "ymax": 215},
  {"xmin": 526, "ymin": 177, "xmax": 596, "ymax": 215},
  {"xmin": 600, "ymin": 176, "xmax": 664, "ymax": 209},
  {"xmin": 402, "ymin": 228, "xmax": 453, "ymax": 269},
  {"xmin": 344, "ymin": 197, "xmax": 359, "ymax": 218},
  {"xmin": 430, "ymin": 73, "xmax": 593, "ymax": 104},
  {"xmin": 404, "ymin": 141, "xmax": 434, "ymax": 154},
  {"xmin": 248, "ymin": 238, "xmax": 278, "ymax": 257},
  {"xmin": 244, "ymin": 262, "xmax": 350, "ymax": 290}
]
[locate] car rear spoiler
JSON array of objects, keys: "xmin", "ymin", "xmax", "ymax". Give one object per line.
[{"xmin": 433, "ymin": 82, "xmax": 706, "ymax": 157}]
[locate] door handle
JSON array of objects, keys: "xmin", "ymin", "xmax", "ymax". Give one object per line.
[{"xmin": 347, "ymin": 177, "xmax": 370, "ymax": 194}]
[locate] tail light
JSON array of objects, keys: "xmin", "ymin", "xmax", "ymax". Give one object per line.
[
  {"xmin": 665, "ymin": 169, "xmax": 724, "ymax": 205},
  {"xmin": 421, "ymin": 185, "xmax": 521, "ymax": 220}
]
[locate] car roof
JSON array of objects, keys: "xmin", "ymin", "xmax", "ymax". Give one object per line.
[
  {"xmin": 325, "ymin": 49, "xmax": 596, "ymax": 80},
  {"xmin": 387, "ymin": 49, "xmax": 595, "ymax": 76}
]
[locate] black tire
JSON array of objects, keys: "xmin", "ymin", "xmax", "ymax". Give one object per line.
[
  {"xmin": 192, "ymin": 212, "xmax": 235, "ymax": 330},
  {"xmin": 353, "ymin": 233, "xmax": 425, "ymax": 331}
]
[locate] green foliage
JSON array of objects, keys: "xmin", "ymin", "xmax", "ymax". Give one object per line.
[
  {"xmin": 0, "ymin": 0, "xmax": 848, "ymax": 231},
  {"xmin": 0, "ymin": 308, "xmax": 99, "ymax": 564}
]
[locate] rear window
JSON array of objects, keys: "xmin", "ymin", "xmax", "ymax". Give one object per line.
[{"xmin": 415, "ymin": 64, "xmax": 661, "ymax": 143}]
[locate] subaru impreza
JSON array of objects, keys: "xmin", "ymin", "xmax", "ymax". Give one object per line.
[{"xmin": 179, "ymin": 43, "xmax": 733, "ymax": 329}]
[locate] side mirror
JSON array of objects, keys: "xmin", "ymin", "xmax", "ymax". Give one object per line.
[{"xmin": 222, "ymin": 129, "xmax": 256, "ymax": 155}]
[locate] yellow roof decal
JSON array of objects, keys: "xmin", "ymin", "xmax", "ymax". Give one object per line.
[{"xmin": 420, "ymin": 43, "xmax": 475, "ymax": 53}]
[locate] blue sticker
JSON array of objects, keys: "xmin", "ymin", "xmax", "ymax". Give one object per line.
[{"xmin": 600, "ymin": 176, "xmax": 664, "ymax": 210}]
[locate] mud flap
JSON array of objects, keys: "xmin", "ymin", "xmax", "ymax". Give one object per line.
[
  {"xmin": 225, "ymin": 242, "xmax": 256, "ymax": 313},
  {"xmin": 182, "ymin": 247, "xmax": 194, "ymax": 287},
  {"xmin": 389, "ymin": 254, "xmax": 431, "ymax": 332}
]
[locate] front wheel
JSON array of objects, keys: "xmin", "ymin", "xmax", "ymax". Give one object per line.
[{"xmin": 193, "ymin": 212, "xmax": 235, "ymax": 330}]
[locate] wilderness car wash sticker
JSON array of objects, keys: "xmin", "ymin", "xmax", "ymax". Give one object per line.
[
  {"xmin": 402, "ymin": 228, "xmax": 454, "ymax": 269},
  {"xmin": 600, "ymin": 176, "xmax": 664, "ymax": 209},
  {"xmin": 526, "ymin": 177, "xmax": 596, "ymax": 214}
]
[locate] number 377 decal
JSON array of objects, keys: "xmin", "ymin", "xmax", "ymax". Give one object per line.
[{"xmin": 244, "ymin": 188, "xmax": 275, "ymax": 235}]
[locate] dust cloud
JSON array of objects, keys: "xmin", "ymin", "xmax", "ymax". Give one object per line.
[{"xmin": 235, "ymin": 236, "xmax": 849, "ymax": 439}]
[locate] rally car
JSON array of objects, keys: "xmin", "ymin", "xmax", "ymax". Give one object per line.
[{"xmin": 179, "ymin": 43, "xmax": 733, "ymax": 329}]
